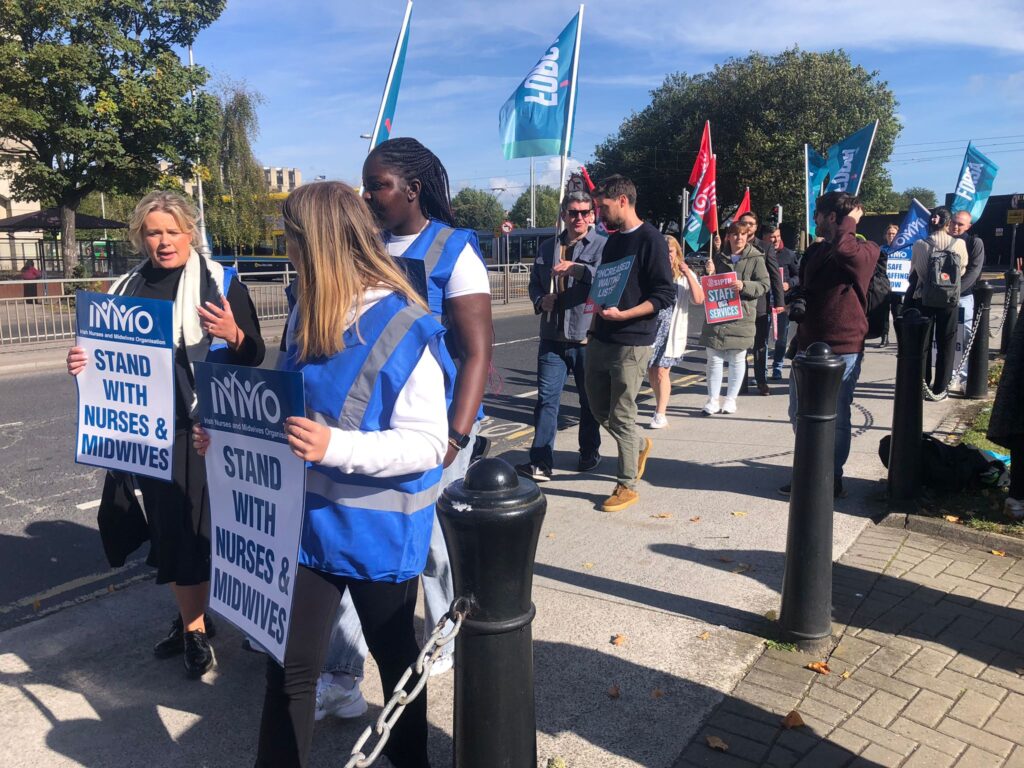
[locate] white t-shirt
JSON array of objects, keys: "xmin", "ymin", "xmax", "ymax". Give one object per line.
[{"xmin": 386, "ymin": 229, "xmax": 491, "ymax": 298}]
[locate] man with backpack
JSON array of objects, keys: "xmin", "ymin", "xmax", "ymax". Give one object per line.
[
  {"xmin": 908, "ymin": 207, "xmax": 968, "ymax": 402},
  {"xmin": 781, "ymin": 192, "xmax": 879, "ymax": 498}
]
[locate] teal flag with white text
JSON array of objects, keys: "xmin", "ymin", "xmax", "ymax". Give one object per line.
[
  {"xmin": 951, "ymin": 142, "xmax": 999, "ymax": 222},
  {"xmin": 825, "ymin": 121, "xmax": 878, "ymax": 196},
  {"xmin": 806, "ymin": 145, "xmax": 829, "ymax": 238}
]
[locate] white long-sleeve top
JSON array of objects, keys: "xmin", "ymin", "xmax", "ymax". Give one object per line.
[{"xmin": 289, "ymin": 288, "xmax": 448, "ymax": 478}]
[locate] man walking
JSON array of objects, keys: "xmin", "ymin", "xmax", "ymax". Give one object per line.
[
  {"xmin": 782, "ymin": 192, "xmax": 879, "ymax": 498},
  {"xmin": 586, "ymin": 175, "xmax": 675, "ymax": 512},
  {"xmin": 516, "ymin": 191, "xmax": 605, "ymax": 481},
  {"xmin": 948, "ymin": 210, "xmax": 986, "ymax": 390}
]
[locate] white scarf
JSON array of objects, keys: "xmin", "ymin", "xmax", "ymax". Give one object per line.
[{"xmin": 110, "ymin": 248, "xmax": 227, "ymax": 416}]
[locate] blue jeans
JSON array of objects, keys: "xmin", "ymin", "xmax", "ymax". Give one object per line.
[
  {"xmin": 529, "ymin": 340, "xmax": 600, "ymax": 468},
  {"xmin": 788, "ymin": 351, "xmax": 863, "ymax": 481},
  {"xmin": 772, "ymin": 313, "xmax": 790, "ymax": 371},
  {"xmin": 323, "ymin": 421, "xmax": 479, "ymax": 677}
]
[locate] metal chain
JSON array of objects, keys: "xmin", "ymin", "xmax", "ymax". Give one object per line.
[
  {"xmin": 990, "ymin": 289, "xmax": 1009, "ymax": 339},
  {"xmin": 343, "ymin": 597, "xmax": 470, "ymax": 768},
  {"xmin": 921, "ymin": 300, "xmax": 986, "ymax": 399}
]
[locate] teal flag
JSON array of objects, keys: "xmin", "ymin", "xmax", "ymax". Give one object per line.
[
  {"xmin": 951, "ymin": 142, "xmax": 999, "ymax": 222},
  {"xmin": 369, "ymin": 1, "xmax": 412, "ymax": 149},
  {"xmin": 824, "ymin": 121, "xmax": 878, "ymax": 195},
  {"xmin": 806, "ymin": 145, "xmax": 828, "ymax": 238},
  {"xmin": 499, "ymin": 10, "xmax": 582, "ymax": 160}
]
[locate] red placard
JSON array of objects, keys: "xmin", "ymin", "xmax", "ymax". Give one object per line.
[{"xmin": 701, "ymin": 272, "xmax": 743, "ymax": 324}]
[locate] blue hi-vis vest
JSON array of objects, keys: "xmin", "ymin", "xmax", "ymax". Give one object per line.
[
  {"xmin": 283, "ymin": 292, "xmax": 455, "ymax": 582},
  {"xmin": 205, "ymin": 267, "xmax": 236, "ymax": 361},
  {"xmin": 391, "ymin": 220, "xmax": 484, "ymax": 318}
]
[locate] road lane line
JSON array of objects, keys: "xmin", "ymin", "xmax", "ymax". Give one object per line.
[
  {"xmin": 0, "ymin": 421, "xmax": 23, "ymax": 428},
  {"xmin": 493, "ymin": 336, "xmax": 539, "ymax": 347}
]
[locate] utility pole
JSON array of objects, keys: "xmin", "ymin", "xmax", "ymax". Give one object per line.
[
  {"xmin": 188, "ymin": 45, "xmax": 211, "ymax": 257},
  {"xmin": 529, "ymin": 158, "xmax": 536, "ymax": 228}
]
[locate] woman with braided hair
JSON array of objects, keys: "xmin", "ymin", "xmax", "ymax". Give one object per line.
[{"xmin": 313, "ymin": 138, "xmax": 493, "ymax": 721}]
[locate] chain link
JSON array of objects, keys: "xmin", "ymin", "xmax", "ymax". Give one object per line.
[
  {"xmin": 990, "ymin": 289, "xmax": 1010, "ymax": 339},
  {"xmin": 921, "ymin": 299, "xmax": 987, "ymax": 400},
  {"xmin": 343, "ymin": 597, "xmax": 471, "ymax": 768}
]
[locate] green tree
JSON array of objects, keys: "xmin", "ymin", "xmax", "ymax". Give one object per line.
[
  {"xmin": 592, "ymin": 47, "xmax": 901, "ymax": 235},
  {"xmin": 901, "ymin": 186, "xmax": 937, "ymax": 209},
  {"xmin": 0, "ymin": 1, "xmax": 225, "ymax": 275},
  {"xmin": 509, "ymin": 185, "xmax": 560, "ymax": 228},
  {"xmin": 203, "ymin": 83, "xmax": 274, "ymax": 255},
  {"xmin": 451, "ymin": 188, "xmax": 505, "ymax": 232}
]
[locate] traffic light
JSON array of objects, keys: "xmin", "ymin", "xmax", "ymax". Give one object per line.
[{"xmin": 770, "ymin": 204, "xmax": 783, "ymax": 227}]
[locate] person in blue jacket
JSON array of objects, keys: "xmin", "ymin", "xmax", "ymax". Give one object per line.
[{"xmin": 197, "ymin": 181, "xmax": 449, "ymax": 767}]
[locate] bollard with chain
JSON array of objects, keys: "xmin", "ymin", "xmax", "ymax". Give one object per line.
[
  {"xmin": 1002, "ymin": 270, "xmax": 1020, "ymax": 355},
  {"xmin": 778, "ymin": 342, "xmax": 845, "ymax": 653},
  {"xmin": 438, "ymin": 457, "xmax": 546, "ymax": 768},
  {"xmin": 888, "ymin": 308, "xmax": 931, "ymax": 504},
  {"xmin": 965, "ymin": 282, "xmax": 993, "ymax": 399}
]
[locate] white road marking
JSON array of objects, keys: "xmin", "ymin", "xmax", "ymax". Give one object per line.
[
  {"xmin": 0, "ymin": 421, "xmax": 24, "ymax": 429},
  {"xmin": 493, "ymin": 336, "xmax": 539, "ymax": 347},
  {"xmin": 76, "ymin": 488, "xmax": 141, "ymax": 511}
]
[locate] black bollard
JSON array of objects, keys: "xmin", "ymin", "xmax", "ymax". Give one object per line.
[
  {"xmin": 965, "ymin": 282, "xmax": 993, "ymax": 399},
  {"xmin": 888, "ymin": 309, "xmax": 931, "ymax": 504},
  {"xmin": 1002, "ymin": 270, "xmax": 1020, "ymax": 355},
  {"xmin": 778, "ymin": 342, "xmax": 845, "ymax": 653},
  {"xmin": 437, "ymin": 457, "xmax": 545, "ymax": 768}
]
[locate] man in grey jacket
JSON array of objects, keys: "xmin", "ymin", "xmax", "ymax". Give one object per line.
[{"xmin": 516, "ymin": 191, "xmax": 605, "ymax": 481}]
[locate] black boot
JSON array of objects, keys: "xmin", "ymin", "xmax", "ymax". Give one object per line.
[
  {"xmin": 184, "ymin": 630, "xmax": 216, "ymax": 678},
  {"xmin": 153, "ymin": 613, "xmax": 218, "ymax": 658}
]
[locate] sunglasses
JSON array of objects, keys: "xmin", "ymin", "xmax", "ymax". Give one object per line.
[{"xmin": 565, "ymin": 210, "xmax": 593, "ymax": 218}]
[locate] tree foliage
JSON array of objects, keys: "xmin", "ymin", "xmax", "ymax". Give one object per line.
[
  {"xmin": 509, "ymin": 184, "xmax": 560, "ymax": 228},
  {"xmin": 0, "ymin": 0, "xmax": 225, "ymax": 274},
  {"xmin": 592, "ymin": 47, "xmax": 901, "ymax": 233},
  {"xmin": 203, "ymin": 82, "xmax": 273, "ymax": 254},
  {"xmin": 901, "ymin": 186, "xmax": 937, "ymax": 209},
  {"xmin": 451, "ymin": 187, "xmax": 505, "ymax": 232}
]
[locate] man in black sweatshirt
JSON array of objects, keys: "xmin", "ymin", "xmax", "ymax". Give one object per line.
[{"xmin": 586, "ymin": 175, "xmax": 676, "ymax": 512}]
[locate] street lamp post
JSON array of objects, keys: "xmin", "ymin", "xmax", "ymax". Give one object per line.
[{"xmin": 188, "ymin": 45, "xmax": 211, "ymax": 257}]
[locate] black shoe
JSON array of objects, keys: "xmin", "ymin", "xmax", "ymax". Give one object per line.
[
  {"xmin": 153, "ymin": 614, "xmax": 217, "ymax": 659},
  {"xmin": 577, "ymin": 453, "xmax": 601, "ymax": 472},
  {"xmin": 184, "ymin": 630, "xmax": 215, "ymax": 679},
  {"xmin": 778, "ymin": 483, "xmax": 792, "ymax": 497},
  {"xmin": 834, "ymin": 479, "xmax": 847, "ymax": 499},
  {"xmin": 758, "ymin": 383, "xmax": 771, "ymax": 396},
  {"xmin": 879, "ymin": 335, "xmax": 889, "ymax": 347},
  {"xmin": 515, "ymin": 462, "xmax": 552, "ymax": 482}
]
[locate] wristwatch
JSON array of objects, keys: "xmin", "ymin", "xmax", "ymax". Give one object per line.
[{"xmin": 448, "ymin": 429, "xmax": 471, "ymax": 452}]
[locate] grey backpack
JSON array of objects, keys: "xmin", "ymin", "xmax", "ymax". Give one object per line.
[{"xmin": 921, "ymin": 242, "xmax": 960, "ymax": 309}]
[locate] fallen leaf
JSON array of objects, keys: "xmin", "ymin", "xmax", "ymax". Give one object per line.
[
  {"xmin": 841, "ymin": 670, "xmax": 852, "ymax": 680},
  {"xmin": 611, "ymin": 634, "xmax": 627, "ymax": 646},
  {"xmin": 689, "ymin": 516, "xmax": 701, "ymax": 523},
  {"xmin": 717, "ymin": 556, "xmax": 734, "ymax": 563},
  {"xmin": 943, "ymin": 515, "xmax": 961, "ymax": 523},
  {"xmin": 607, "ymin": 683, "xmax": 621, "ymax": 699},
  {"xmin": 706, "ymin": 735, "xmax": 729, "ymax": 752},
  {"xmin": 731, "ymin": 511, "xmax": 748, "ymax": 517},
  {"xmin": 764, "ymin": 609, "xmax": 778, "ymax": 621},
  {"xmin": 781, "ymin": 710, "xmax": 805, "ymax": 729},
  {"xmin": 546, "ymin": 533, "xmax": 556, "ymax": 539},
  {"xmin": 651, "ymin": 688, "xmax": 666, "ymax": 699},
  {"xmin": 698, "ymin": 631, "xmax": 711, "ymax": 641},
  {"xmin": 650, "ymin": 513, "xmax": 672, "ymax": 519},
  {"xmin": 546, "ymin": 758, "xmax": 568, "ymax": 768},
  {"xmin": 583, "ymin": 562, "xmax": 594, "ymax": 569},
  {"xmin": 732, "ymin": 563, "xmax": 752, "ymax": 574},
  {"xmin": 33, "ymin": 599, "xmax": 40, "ymax": 612},
  {"xmin": 991, "ymin": 550, "xmax": 1007, "ymax": 557},
  {"xmin": 806, "ymin": 661, "xmax": 831, "ymax": 675}
]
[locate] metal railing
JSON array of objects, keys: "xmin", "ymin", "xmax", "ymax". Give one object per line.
[{"xmin": 0, "ymin": 265, "xmax": 532, "ymax": 346}]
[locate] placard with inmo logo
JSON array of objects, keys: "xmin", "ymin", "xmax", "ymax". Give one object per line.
[
  {"xmin": 195, "ymin": 361, "xmax": 306, "ymax": 664},
  {"xmin": 74, "ymin": 291, "xmax": 175, "ymax": 480}
]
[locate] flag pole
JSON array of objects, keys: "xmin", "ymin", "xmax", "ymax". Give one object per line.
[
  {"xmin": 804, "ymin": 143, "xmax": 811, "ymax": 249},
  {"xmin": 852, "ymin": 119, "xmax": 879, "ymax": 197},
  {"xmin": 367, "ymin": 0, "xmax": 412, "ymax": 153}
]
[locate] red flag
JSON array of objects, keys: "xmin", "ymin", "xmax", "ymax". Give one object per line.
[
  {"xmin": 733, "ymin": 187, "xmax": 751, "ymax": 222},
  {"xmin": 688, "ymin": 121, "xmax": 712, "ymax": 187},
  {"xmin": 705, "ymin": 155, "xmax": 719, "ymax": 233}
]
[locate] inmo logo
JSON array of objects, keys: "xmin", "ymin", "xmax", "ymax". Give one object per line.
[
  {"xmin": 89, "ymin": 300, "xmax": 154, "ymax": 334},
  {"xmin": 210, "ymin": 373, "xmax": 281, "ymax": 423}
]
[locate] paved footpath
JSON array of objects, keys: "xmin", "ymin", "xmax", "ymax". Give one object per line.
[{"xmin": 677, "ymin": 525, "xmax": 1024, "ymax": 768}]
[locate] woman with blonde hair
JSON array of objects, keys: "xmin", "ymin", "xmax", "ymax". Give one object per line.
[
  {"xmin": 67, "ymin": 190, "xmax": 265, "ymax": 678},
  {"xmin": 647, "ymin": 235, "xmax": 704, "ymax": 428},
  {"xmin": 195, "ymin": 181, "xmax": 449, "ymax": 767}
]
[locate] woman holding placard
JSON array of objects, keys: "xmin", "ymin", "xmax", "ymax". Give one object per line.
[
  {"xmin": 197, "ymin": 181, "xmax": 447, "ymax": 768},
  {"xmin": 647, "ymin": 235, "xmax": 704, "ymax": 428},
  {"xmin": 66, "ymin": 190, "xmax": 266, "ymax": 678},
  {"xmin": 699, "ymin": 221, "xmax": 770, "ymax": 416}
]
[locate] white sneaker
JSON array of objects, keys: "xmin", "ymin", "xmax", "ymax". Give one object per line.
[
  {"xmin": 721, "ymin": 397, "xmax": 737, "ymax": 414},
  {"xmin": 649, "ymin": 413, "xmax": 668, "ymax": 429},
  {"xmin": 429, "ymin": 653, "xmax": 454, "ymax": 677},
  {"xmin": 315, "ymin": 672, "xmax": 368, "ymax": 721},
  {"xmin": 702, "ymin": 399, "xmax": 720, "ymax": 416}
]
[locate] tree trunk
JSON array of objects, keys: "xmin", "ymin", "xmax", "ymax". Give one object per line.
[{"xmin": 60, "ymin": 204, "xmax": 79, "ymax": 278}]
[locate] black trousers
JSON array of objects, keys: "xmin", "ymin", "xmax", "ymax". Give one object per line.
[
  {"xmin": 744, "ymin": 313, "xmax": 771, "ymax": 390},
  {"xmin": 1010, "ymin": 437, "xmax": 1024, "ymax": 501},
  {"xmin": 256, "ymin": 566, "xmax": 428, "ymax": 768},
  {"xmin": 923, "ymin": 306, "xmax": 958, "ymax": 394}
]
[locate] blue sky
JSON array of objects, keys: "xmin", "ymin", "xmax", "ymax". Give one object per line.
[{"xmin": 193, "ymin": 0, "xmax": 1024, "ymax": 212}]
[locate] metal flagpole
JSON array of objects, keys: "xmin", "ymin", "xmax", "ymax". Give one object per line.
[
  {"xmin": 530, "ymin": 158, "xmax": 536, "ymax": 227},
  {"xmin": 188, "ymin": 45, "xmax": 211, "ymax": 258},
  {"xmin": 852, "ymin": 120, "xmax": 879, "ymax": 196},
  {"xmin": 804, "ymin": 143, "xmax": 811, "ymax": 250}
]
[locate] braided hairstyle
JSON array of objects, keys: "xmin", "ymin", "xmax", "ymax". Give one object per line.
[{"xmin": 367, "ymin": 137, "xmax": 456, "ymax": 226}]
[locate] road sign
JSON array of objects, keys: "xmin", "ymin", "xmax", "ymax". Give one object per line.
[
  {"xmin": 1007, "ymin": 210, "xmax": 1024, "ymax": 225},
  {"xmin": 501, "ymin": 220, "xmax": 514, "ymax": 234}
]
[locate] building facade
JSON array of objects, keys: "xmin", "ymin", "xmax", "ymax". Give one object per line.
[{"xmin": 264, "ymin": 167, "xmax": 302, "ymax": 193}]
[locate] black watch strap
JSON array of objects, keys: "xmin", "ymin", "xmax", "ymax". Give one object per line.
[{"xmin": 448, "ymin": 429, "xmax": 471, "ymax": 450}]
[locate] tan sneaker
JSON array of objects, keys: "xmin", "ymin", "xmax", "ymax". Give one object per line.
[
  {"xmin": 602, "ymin": 484, "xmax": 638, "ymax": 512},
  {"xmin": 637, "ymin": 437, "xmax": 653, "ymax": 480}
]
